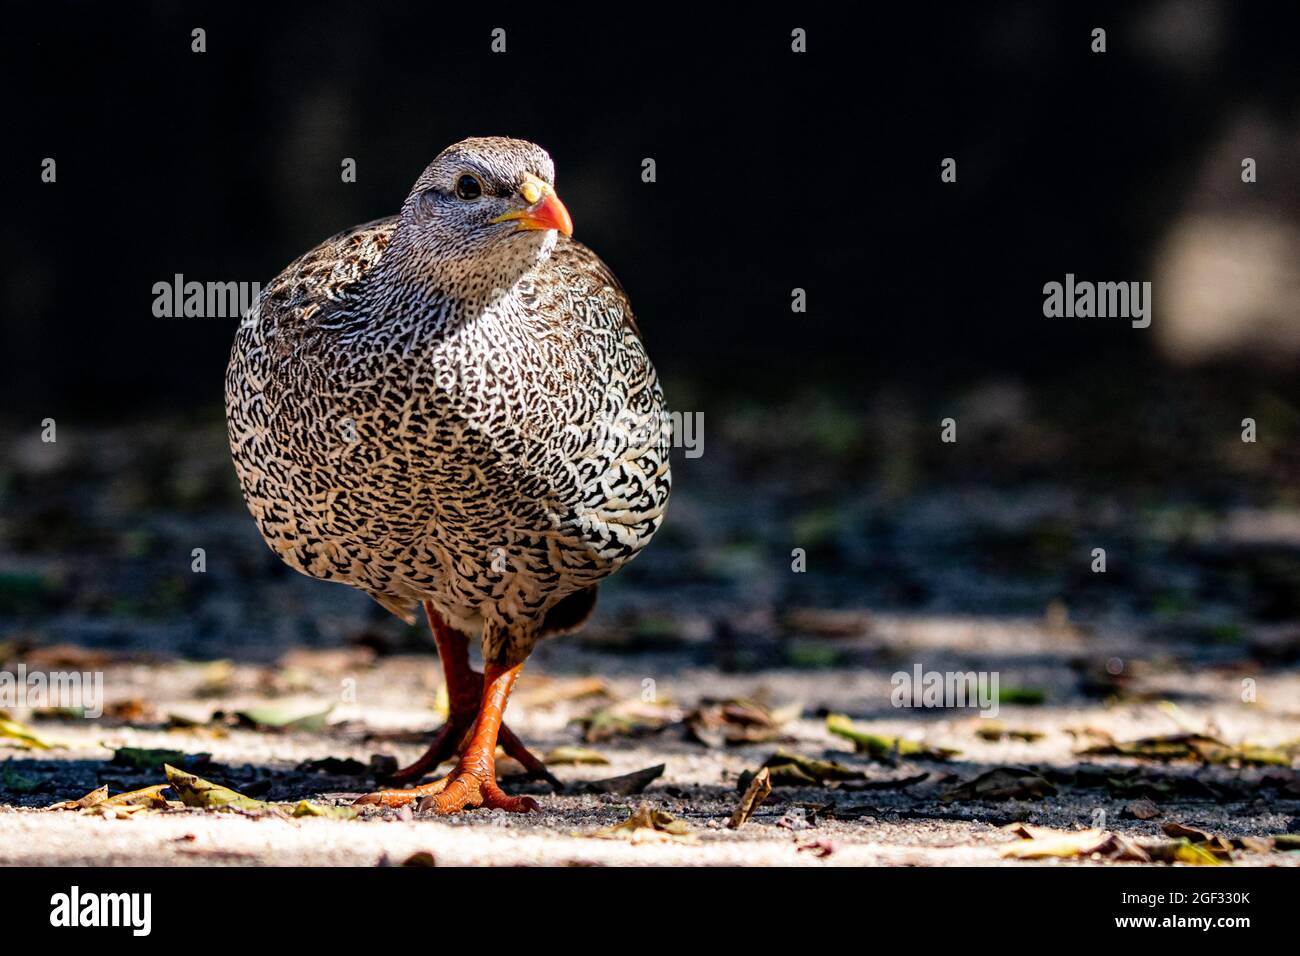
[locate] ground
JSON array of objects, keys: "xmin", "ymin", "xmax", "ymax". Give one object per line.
[
  {"xmin": 1, "ymin": 629, "xmax": 1298, "ymax": 865},
  {"xmin": 2, "ymin": 383, "xmax": 1299, "ymax": 865}
]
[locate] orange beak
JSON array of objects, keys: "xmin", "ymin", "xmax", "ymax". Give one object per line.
[{"xmin": 489, "ymin": 173, "xmax": 574, "ymax": 237}]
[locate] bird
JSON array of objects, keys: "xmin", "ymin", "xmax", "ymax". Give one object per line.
[{"xmin": 224, "ymin": 137, "xmax": 672, "ymax": 813}]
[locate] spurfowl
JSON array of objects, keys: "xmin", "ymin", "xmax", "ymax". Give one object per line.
[{"xmin": 225, "ymin": 137, "xmax": 671, "ymax": 812}]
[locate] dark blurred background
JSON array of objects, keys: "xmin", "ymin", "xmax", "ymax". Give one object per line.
[
  {"xmin": 4, "ymin": 1, "xmax": 1300, "ymax": 664},
  {"xmin": 5, "ymin": 0, "xmax": 1299, "ymax": 412}
]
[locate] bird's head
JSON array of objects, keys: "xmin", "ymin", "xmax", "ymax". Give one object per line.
[{"xmin": 395, "ymin": 137, "xmax": 573, "ymax": 294}]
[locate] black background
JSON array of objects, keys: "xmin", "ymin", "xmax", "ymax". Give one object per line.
[{"xmin": 6, "ymin": 1, "xmax": 1299, "ymax": 415}]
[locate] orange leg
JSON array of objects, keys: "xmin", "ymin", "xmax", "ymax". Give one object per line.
[
  {"xmin": 354, "ymin": 605, "xmax": 555, "ymax": 808},
  {"xmin": 418, "ymin": 661, "xmax": 539, "ymax": 814},
  {"xmin": 381, "ymin": 606, "xmax": 481, "ymax": 786}
]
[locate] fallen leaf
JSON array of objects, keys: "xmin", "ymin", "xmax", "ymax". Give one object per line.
[
  {"xmin": 257, "ymin": 666, "xmax": 316, "ymax": 696},
  {"xmin": 834, "ymin": 772, "xmax": 930, "ymax": 791},
  {"xmin": 1003, "ymin": 822, "xmax": 1062, "ymax": 840},
  {"xmin": 596, "ymin": 804, "xmax": 694, "ymax": 843},
  {"xmin": 576, "ymin": 764, "xmax": 664, "ymax": 796},
  {"xmin": 1160, "ymin": 822, "xmax": 1235, "ymax": 858},
  {"xmin": 826, "ymin": 714, "xmax": 959, "ymax": 761},
  {"xmin": 1086, "ymin": 766, "xmax": 1238, "ymax": 802},
  {"xmin": 543, "ymin": 746, "xmax": 609, "ymax": 766},
  {"xmin": 685, "ymin": 698, "xmax": 798, "ymax": 748},
  {"xmin": 192, "ymin": 659, "xmax": 235, "ymax": 697},
  {"xmin": 941, "ymin": 767, "xmax": 1056, "ymax": 802},
  {"xmin": 1075, "ymin": 732, "xmax": 1295, "ymax": 766},
  {"xmin": 1161, "ymin": 821, "xmax": 1214, "ymax": 842},
  {"xmin": 0, "ymin": 715, "xmax": 57, "ymax": 750},
  {"xmin": 1000, "ymin": 827, "xmax": 1113, "ymax": 859},
  {"xmin": 573, "ymin": 700, "xmax": 678, "ymax": 743},
  {"xmin": 1001, "ymin": 825, "xmax": 1151, "ymax": 862},
  {"xmin": 975, "ymin": 721, "xmax": 1045, "ymax": 743},
  {"xmin": 91, "ymin": 784, "xmax": 174, "ymax": 813},
  {"xmin": 1124, "ymin": 798, "xmax": 1161, "ymax": 820},
  {"xmin": 291, "ymin": 800, "xmax": 358, "ymax": 820},
  {"xmin": 103, "ymin": 698, "xmax": 159, "ymax": 723},
  {"xmin": 46, "ymin": 785, "xmax": 109, "ymax": 811},
  {"xmin": 1232, "ymin": 836, "xmax": 1275, "ymax": 854},
  {"xmin": 761, "ymin": 750, "xmax": 866, "ymax": 786},
  {"xmin": 1141, "ymin": 838, "xmax": 1225, "ymax": 866},
  {"xmin": 727, "ymin": 767, "xmax": 771, "ymax": 829},
  {"xmin": 751, "ymin": 763, "xmax": 816, "ymax": 787},
  {"xmin": 515, "ymin": 676, "xmax": 609, "ymax": 709},
  {"xmin": 230, "ymin": 705, "xmax": 333, "ymax": 733},
  {"xmin": 77, "ymin": 784, "xmax": 176, "ymax": 818},
  {"xmin": 164, "ymin": 764, "xmax": 273, "ymax": 812}
]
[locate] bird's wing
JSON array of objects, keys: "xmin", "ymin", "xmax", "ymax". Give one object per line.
[
  {"xmin": 256, "ymin": 216, "xmax": 399, "ymax": 361},
  {"xmin": 548, "ymin": 236, "xmax": 644, "ymax": 339}
]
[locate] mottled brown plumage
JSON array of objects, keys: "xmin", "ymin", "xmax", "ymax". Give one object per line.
[{"xmin": 224, "ymin": 138, "xmax": 671, "ymax": 811}]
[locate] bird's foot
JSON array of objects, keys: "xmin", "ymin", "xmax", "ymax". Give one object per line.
[
  {"xmin": 380, "ymin": 680, "xmax": 560, "ymax": 791},
  {"xmin": 356, "ymin": 719, "xmax": 557, "ymax": 807},
  {"xmin": 417, "ymin": 763, "xmax": 541, "ymax": 814},
  {"xmin": 353, "ymin": 781, "xmax": 448, "ymax": 809},
  {"xmin": 355, "ymin": 655, "xmax": 542, "ymax": 814},
  {"xmin": 355, "ymin": 752, "xmax": 540, "ymax": 813}
]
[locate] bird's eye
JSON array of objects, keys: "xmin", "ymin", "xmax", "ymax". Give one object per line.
[{"xmin": 454, "ymin": 174, "xmax": 483, "ymax": 200}]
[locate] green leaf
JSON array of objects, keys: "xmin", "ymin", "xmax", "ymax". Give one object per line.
[
  {"xmin": 0, "ymin": 715, "xmax": 58, "ymax": 750},
  {"xmin": 826, "ymin": 714, "xmax": 960, "ymax": 761},
  {"xmin": 542, "ymin": 746, "xmax": 610, "ymax": 766},
  {"xmin": 1144, "ymin": 838, "xmax": 1226, "ymax": 866},
  {"xmin": 290, "ymin": 800, "xmax": 358, "ymax": 820},
  {"xmin": 164, "ymin": 764, "xmax": 273, "ymax": 812},
  {"xmin": 234, "ymin": 705, "xmax": 333, "ymax": 732}
]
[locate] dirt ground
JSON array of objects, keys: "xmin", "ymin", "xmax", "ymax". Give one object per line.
[
  {"xmin": 2, "ymin": 618, "xmax": 1298, "ymax": 866},
  {"xmin": 2, "ymin": 393, "xmax": 1300, "ymax": 865}
]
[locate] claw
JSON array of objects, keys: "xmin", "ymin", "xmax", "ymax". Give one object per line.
[
  {"xmin": 418, "ymin": 771, "xmax": 540, "ymax": 814},
  {"xmin": 354, "ymin": 608, "xmax": 547, "ymax": 815},
  {"xmin": 353, "ymin": 781, "xmax": 448, "ymax": 808}
]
